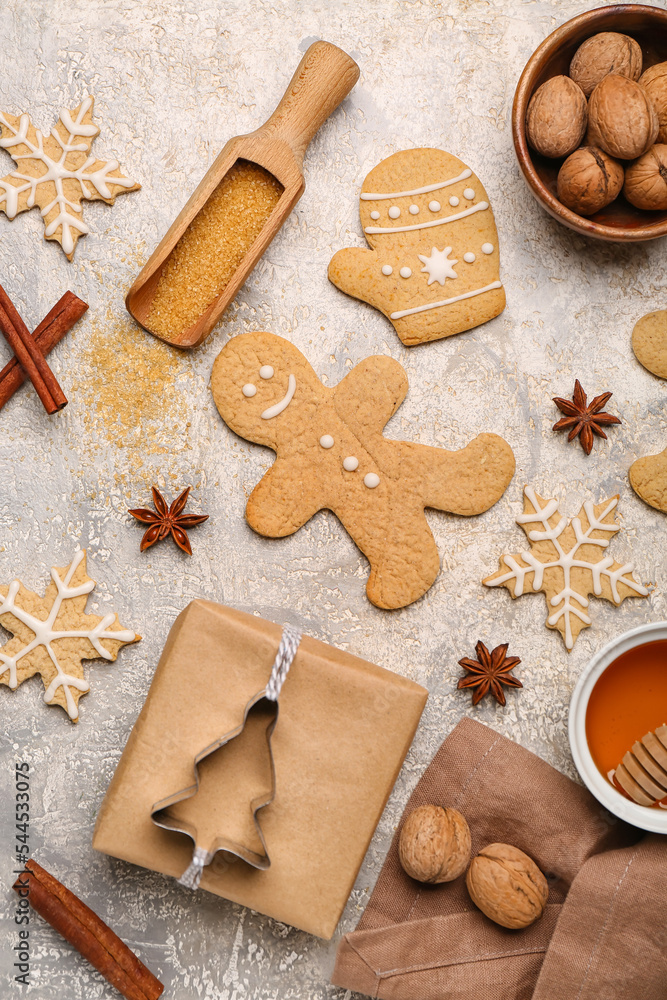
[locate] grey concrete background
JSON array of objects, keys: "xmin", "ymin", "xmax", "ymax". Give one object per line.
[{"xmin": 0, "ymin": 0, "xmax": 666, "ymax": 996}]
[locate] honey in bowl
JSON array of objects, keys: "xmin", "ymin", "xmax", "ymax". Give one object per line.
[{"xmin": 585, "ymin": 639, "xmax": 667, "ymax": 810}]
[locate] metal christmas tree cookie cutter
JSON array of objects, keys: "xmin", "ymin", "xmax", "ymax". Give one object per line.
[{"xmin": 150, "ymin": 624, "xmax": 302, "ymax": 889}]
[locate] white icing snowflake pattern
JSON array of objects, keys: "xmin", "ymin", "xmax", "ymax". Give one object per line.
[
  {"xmin": 484, "ymin": 486, "xmax": 649, "ymax": 650},
  {"xmin": 0, "ymin": 96, "xmax": 140, "ymax": 258},
  {"xmin": 418, "ymin": 246, "xmax": 458, "ymax": 286},
  {"xmin": 0, "ymin": 550, "xmax": 138, "ymax": 720}
]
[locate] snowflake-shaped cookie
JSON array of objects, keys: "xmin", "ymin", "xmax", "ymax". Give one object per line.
[
  {"xmin": 0, "ymin": 550, "xmax": 139, "ymax": 720},
  {"xmin": 0, "ymin": 96, "xmax": 140, "ymax": 258},
  {"xmin": 483, "ymin": 486, "xmax": 649, "ymax": 649}
]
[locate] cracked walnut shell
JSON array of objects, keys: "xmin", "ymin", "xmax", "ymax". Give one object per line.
[
  {"xmin": 570, "ymin": 31, "xmax": 642, "ymax": 97},
  {"xmin": 398, "ymin": 805, "xmax": 471, "ymax": 884},
  {"xmin": 586, "ymin": 75, "xmax": 659, "ymax": 160},
  {"xmin": 624, "ymin": 144, "xmax": 667, "ymax": 210},
  {"xmin": 639, "ymin": 62, "xmax": 667, "ymax": 143},
  {"xmin": 526, "ymin": 76, "xmax": 587, "ymax": 158},
  {"xmin": 466, "ymin": 842, "xmax": 548, "ymax": 929},
  {"xmin": 557, "ymin": 146, "xmax": 624, "ymax": 215}
]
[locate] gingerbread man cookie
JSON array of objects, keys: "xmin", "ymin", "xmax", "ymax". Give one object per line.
[
  {"xmin": 328, "ymin": 148, "xmax": 505, "ymax": 346},
  {"xmin": 211, "ymin": 332, "xmax": 515, "ymax": 609}
]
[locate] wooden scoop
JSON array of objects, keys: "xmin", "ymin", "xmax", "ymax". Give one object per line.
[{"xmin": 126, "ymin": 41, "xmax": 359, "ymax": 348}]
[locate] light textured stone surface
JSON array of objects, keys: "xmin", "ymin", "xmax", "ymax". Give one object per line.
[{"xmin": 0, "ymin": 1, "xmax": 665, "ymax": 997}]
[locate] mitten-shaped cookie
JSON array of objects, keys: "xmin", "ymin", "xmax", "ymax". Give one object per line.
[
  {"xmin": 329, "ymin": 148, "xmax": 505, "ymax": 346},
  {"xmin": 211, "ymin": 331, "xmax": 515, "ymax": 609}
]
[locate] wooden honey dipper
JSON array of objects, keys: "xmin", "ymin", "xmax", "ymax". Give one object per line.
[
  {"xmin": 126, "ymin": 41, "xmax": 359, "ymax": 349},
  {"xmin": 609, "ymin": 724, "xmax": 667, "ymax": 807}
]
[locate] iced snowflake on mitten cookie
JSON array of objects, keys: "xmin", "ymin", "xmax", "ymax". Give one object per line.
[
  {"xmin": 329, "ymin": 148, "xmax": 505, "ymax": 346},
  {"xmin": 484, "ymin": 486, "xmax": 649, "ymax": 650},
  {"xmin": 0, "ymin": 96, "xmax": 140, "ymax": 258},
  {"xmin": 0, "ymin": 550, "xmax": 139, "ymax": 720}
]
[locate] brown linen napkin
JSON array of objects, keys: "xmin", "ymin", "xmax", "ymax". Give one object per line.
[{"xmin": 332, "ymin": 717, "xmax": 667, "ymax": 1000}]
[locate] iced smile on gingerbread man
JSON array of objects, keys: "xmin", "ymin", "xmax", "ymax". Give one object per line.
[
  {"xmin": 211, "ymin": 331, "xmax": 515, "ymax": 609},
  {"xmin": 328, "ymin": 148, "xmax": 505, "ymax": 346}
]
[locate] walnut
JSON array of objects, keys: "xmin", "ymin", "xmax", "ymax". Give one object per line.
[
  {"xmin": 525, "ymin": 76, "xmax": 587, "ymax": 159},
  {"xmin": 465, "ymin": 843, "xmax": 549, "ymax": 929},
  {"xmin": 398, "ymin": 805, "xmax": 471, "ymax": 883},
  {"xmin": 624, "ymin": 144, "xmax": 667, "ymax": 210},
  {"xmin": 586, "ymin": 75, "xmax": 659, "ymax": 159},
  {"xmin": 639, "ymin": 62, "xmax": 667, "ymax": 143},
  {"xmin": 570, "ymin": 31, "xmax": 642, "ymax": 97},
  {"xmin": 557, "ymin": 146, "xmax": 624, "ymax": 215}
]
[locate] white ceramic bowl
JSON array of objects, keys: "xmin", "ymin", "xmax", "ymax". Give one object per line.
[{"xmin": 569, "ymin": 622, "xmax": 667, "ymax": 835}]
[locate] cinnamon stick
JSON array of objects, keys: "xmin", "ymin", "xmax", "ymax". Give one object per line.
[
  {"xmin": 0, "ymin": 303, "xmax": 57, "ymax": 412},
  {"xmin": 0, "ymin": 292, "xmax": 87, "ymax": 410},
  {"xmin": 0, "ymin": 285, "xmax": 67, "ymax": 413},
  {"xmin": 13, "ymin": 860, "xmax": 164, "ymax": 1000}
]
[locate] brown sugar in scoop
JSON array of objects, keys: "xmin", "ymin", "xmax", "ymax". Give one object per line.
[
  {"xmin": 147, "ymin": 161, "xmax": 283, "ymax": 340},
  {"xmin": 126, "ymin": 41, "xmax": 359, "ymax": 348}
]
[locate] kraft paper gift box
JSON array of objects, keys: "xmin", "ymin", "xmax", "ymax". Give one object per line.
[{"xmin": 93, "ymin": 600, "xmax": 427, "ymax": 939}]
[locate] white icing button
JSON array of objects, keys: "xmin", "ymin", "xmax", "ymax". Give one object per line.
[
  {"xmin": 388, "ymin": 206, "xmax": 401, "ymax": 219},
  {"xmin": 481, "ymin": 242, "xmax": 494, "ymax": 254},
  {"xmin": 463, "ymin": 252, "xmax": 476, "ymax": 263},
  {"xmin": 259, "ymin": 365, "xmax": 274, "ymax": 379},
  {"xmin": 364, "ymin": 473, "xmax": 380, "ymax": 489},
  {"xmin": 399, "ymin": 267, "xmax": 412, "ymax": 278},
  {"xmin": 449, "ymin": 196, "xmax": 459, "ymax": 207},
  {"xmin": 319, "ymin": 435, "xmax": 334, "ymax": 449},
  {"xmin": 381, "ymin": 264, "xmax": 393, "ymax": 276},
  {"xmin": 343, "ymin": 456, "xmax": 359, "ymax": 471},
  {"xmin": 428, "ymin": 200, "xmax": 441, "ymax": 212},
  {"xmin": 409, "ymin": 204, "xmax": 420, "ymax": 215},
  {"xmin": 242, "ymin": 384, "xmax": 257, "ymax": 397},
  {"xmin": 463, "ymin": 188, "xmax": 475, "ymax": 199},
  {"xmin": 370, "ymin": 210, "xmax": 380, "ymax": 220}
]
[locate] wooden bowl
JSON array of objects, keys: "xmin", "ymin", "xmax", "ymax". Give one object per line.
[{"xmin": 512, "ymin": 4, "xmax": 667, "ymax": 242}]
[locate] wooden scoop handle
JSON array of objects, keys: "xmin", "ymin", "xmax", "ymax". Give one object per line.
[{"xmin": 260, "ymin": 41, "xmax": 359, "ymax": 164}]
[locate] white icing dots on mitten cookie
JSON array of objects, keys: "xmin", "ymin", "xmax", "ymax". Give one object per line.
[
  {"xmin": 364, "ymin": 473, "xmax": 380, "ymax": 489},
  {"xmin": 343, "ymin": 456, "xmax": 359, "ymax": 471},
  {"xmin": 319, "ymin": 435, "xmax": 334, "ymax": 449}
]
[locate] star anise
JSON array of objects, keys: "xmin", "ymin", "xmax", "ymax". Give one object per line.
[
  {"xmin": 552, "ymin": 380, "xmax": 621, "ymax": 455},
  {"xmin": 128, "ymin": 486, "xmax": 209, "ymax": 555},
  {"xmin": 457, "ymin": 641, "xmax": 522, "ymax": 706}
]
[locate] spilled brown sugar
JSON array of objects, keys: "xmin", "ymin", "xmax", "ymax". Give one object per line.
[{"xmin": 147, "ymin": 160, "xmax": 283, "ymax": 339}]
